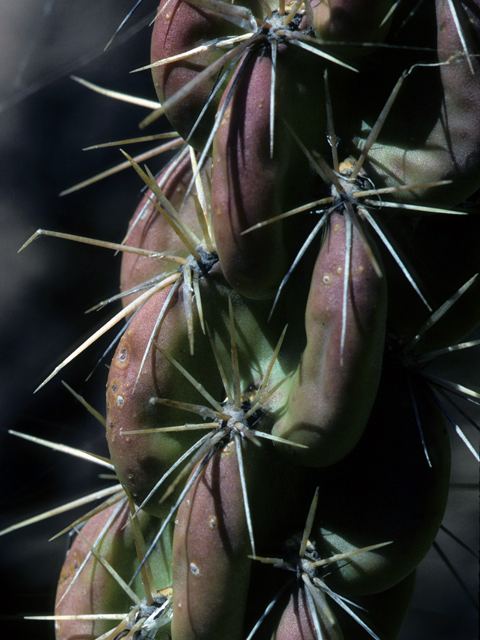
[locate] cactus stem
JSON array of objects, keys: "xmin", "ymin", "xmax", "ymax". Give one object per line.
[
  {"xmin": 118, "ymin": 151, "xmax": 220, "ymax": 357},
  {"xmin": 74, "ymin": 527, "xmax": 140, "ymax": 604},
  {"xmin": 55, "ymin": 528, "xmax": 173, "ymax": 640},
  {"xmin": 145, "ymin": 0, "xmax": 359, "ymax": 144},
  {"xmin": 56, "ymin": 499, "xmax": 129, "ymax": 608},
  {"xmin": 130, "ymin": 309, "xmax": 297, "ymax": 574},
  {"xmin": 125, "ymin": 488, "xmax": 157, "ymax": 605},
  {"xmin": 134, "ymin": 440, "xmax": 218, "ymax": 579}
]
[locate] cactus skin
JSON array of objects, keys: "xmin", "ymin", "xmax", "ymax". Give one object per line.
[
  {"xmin": 273, "ymin": 213, "xmax": 387, "ymax": 467},
  {"xmin": 211, "ymin": 51, "xmax": 294, "ymax": 300},
  {"xmin": 120, "ymin": 154, "xmax": 206, "ymax": 307},
  {"xmin": 314, "ymin": 363, "xmax": 451, "ymax": 596},
  {"xmin": 106, "ymin": 265, "xmax": 298, "ymax": 516},
  {"xmin": 171, "ymin": 440, "xmax": 253, "ymax": 640},
  {"xmin": 170, "ymin": 432, "xmax": 323, "ymax": 640},
  {"xmin": 310, "ymin": 0, "xmax": 395, "ymax": 49},
  {"xmin": 150, "ymin": 0, "xmax": 264, "ymax": 151},
  {"xmin": 210, "ymin": 43, "xmax": 328, "ymax": 299},
  {"xmin": 360, "ymin": 0, "xmax": 480, "ymax": 205},
  {"xmin": 55, "ymin": 502, "xmax": 172, "ymax": 640},
  {"xmin": 272, "ymin": 586, "xmax": 344, "ymax": 640}
]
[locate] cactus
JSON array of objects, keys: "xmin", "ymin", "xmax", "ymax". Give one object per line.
[{"xmin": 2, "ymin": 1, "xmax": 479, "ymax": 640}]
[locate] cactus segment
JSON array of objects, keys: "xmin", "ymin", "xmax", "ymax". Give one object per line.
[
  {"xmin": 106, "ymin": 266, "xmax": 295, "ymax": 516},
  {"xmin": 171, "ymin": 439, "xmax": 253, "ymax": 640},
  {"xmin": 148, "ymin": 0, "xmax": 358, "ymax": 143},
  {"xmin": 211, "ymin": 50, "xmax": 291, "ymax": 299},
  {"xmin": 272, "ymin": 585, "xmax": 344, "ymax": 640},
  {"xmin": 358, "ymin": 0, "xmax": 480, "ymax": 204},
  {"xmin": 55, "ymin": 502, "xmax": 173, "ymax": 640},
  {"xmin": 272, "ymin": 212, "xmax": 387, "ymax": 466},
  {"xmin": 310, "ymin": 0, "xmax": 396, "ymax": 52},
  {"xmin": 248, "ymin": 487, "xmax": 398, "ymax": 640},
  {"xmin": 120, "ymin": 152, "xmax": 210, "ymax": 307},
  {"xmin": 150, "ymin": 0, "xmax": 262, "ymax": 149},
  {"xmin": 313, "ymin": 363, "xmax": 451, "ymax": 596}
]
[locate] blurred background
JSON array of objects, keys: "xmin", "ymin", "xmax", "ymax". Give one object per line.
[{"xmin": 0, "ymin": 2, "xmax": 477, "ymax": 639}]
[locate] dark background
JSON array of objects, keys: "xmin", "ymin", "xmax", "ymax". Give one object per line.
[{"xmin": 0, "ymin": 2, "xmax": 477, "ymax": 640}]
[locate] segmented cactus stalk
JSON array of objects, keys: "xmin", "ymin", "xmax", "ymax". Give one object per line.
[{"xmin": 4, "ymin": 1, "xmax": 479, "ymax": 640}]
